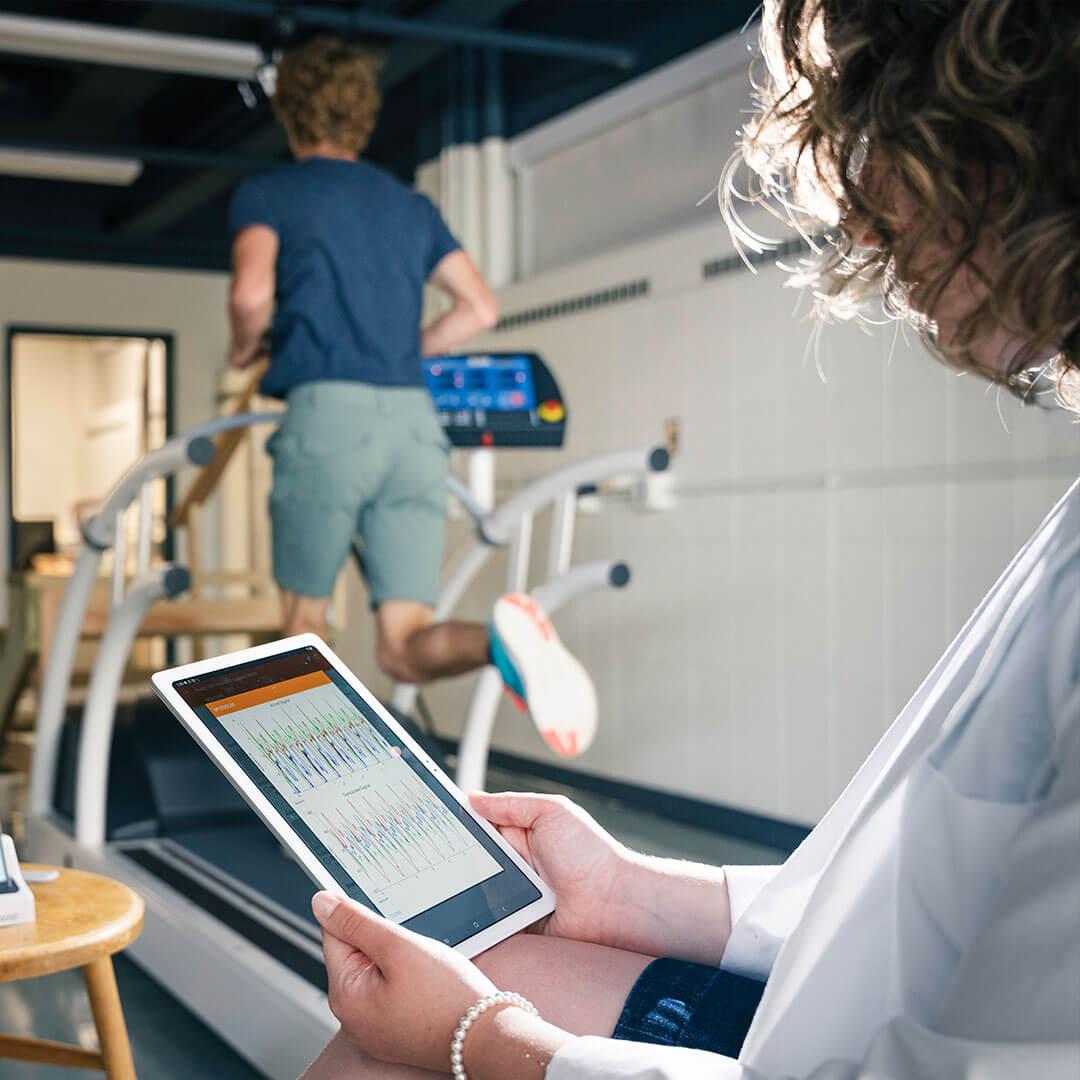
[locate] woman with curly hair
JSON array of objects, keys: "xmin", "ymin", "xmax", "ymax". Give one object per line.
[{"xmin": 299, "ymin": 3, "xmax": 1080, "ymax": 1078}]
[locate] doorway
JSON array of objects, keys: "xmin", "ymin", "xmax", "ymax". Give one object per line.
[{"xmin": 5, "ymin": 328, "xmax": 173, "ymax": 578}]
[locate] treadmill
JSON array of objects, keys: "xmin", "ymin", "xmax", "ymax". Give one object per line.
[{"xmin": 26, "ymin": 354, "xmax": 669, "ymax": 1078}]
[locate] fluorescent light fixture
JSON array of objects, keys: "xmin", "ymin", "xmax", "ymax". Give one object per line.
[
  {"xmin": 0, "ymin": 13, "xmax": 262, "ymax": 80},
  {"xmin": 0, "ymin": 148, "xmax": 142, "ymax": 186}
]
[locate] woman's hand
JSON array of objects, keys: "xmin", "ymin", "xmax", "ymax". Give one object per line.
[
  {"xmin": 470, "ymin": 791, "xmax": 734, "ymax": 966},
  {"xmin": 315, "ymin": 891, "xmax": 491, "ymax": 1070},
  {"xmin": 313, "ymin": 892, "xmax": 568, "ymax": 1078},
  {"xmin": 469, "ymin": 791, "xmax": 634, "ymax": 948}
]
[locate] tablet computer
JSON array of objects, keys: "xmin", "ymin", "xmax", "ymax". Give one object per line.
[{"xmin": 151, "ymin": 633, "xmax": 554, "ymax": 957}]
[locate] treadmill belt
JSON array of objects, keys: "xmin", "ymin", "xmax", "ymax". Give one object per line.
[
  {"xmin": 124, "ymin": 845, "xmax": 327, "ymax": 991},
  {"xmin": 167, "ymin": 824, "xmax": 319, "ymax": 926}
]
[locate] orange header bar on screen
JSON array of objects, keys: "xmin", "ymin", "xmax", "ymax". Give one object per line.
[{"xmin": 206, "ymin": 670, "xmax": 330, "ymax": 716}]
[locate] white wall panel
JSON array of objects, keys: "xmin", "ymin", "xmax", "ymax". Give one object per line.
[
  {"xmin": 775, "ymin": 492, "xmax": 830, "ymax": 822},
  {"xmin": 372, "ymin": 208, "xmax": 1080, "ymax": 828},
  {"xmin": 826, "ymin": 485, "xmax": 888, "ymax": 795},
  {"xmin": 526, "ymin": 69, "xmax": 750, "ymax": 274}
]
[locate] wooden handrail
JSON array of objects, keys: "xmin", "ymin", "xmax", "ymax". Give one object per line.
[{"xmin": 170, "ymin": 359, "xmax": 269, "ymax": 528}]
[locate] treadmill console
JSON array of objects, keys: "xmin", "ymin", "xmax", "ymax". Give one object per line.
[{"xmin": 423, "ymin": 353, "xmax": 566, "ymax": 449}]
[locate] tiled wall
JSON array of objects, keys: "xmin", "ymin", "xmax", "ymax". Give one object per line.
[
  {"xmin": 341, "ymin": 41, "xmax": 1078, "ymax": 827},
  {"xmin": 340, "ymin": 223, "xmax": 1078, "ymax": 827}
]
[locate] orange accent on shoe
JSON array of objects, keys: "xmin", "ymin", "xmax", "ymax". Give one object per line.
[
  {"xmin": 503, "ymin": 593, "xmax": 554, "ymax": 642},
  {"xmin": 542, "ymin": 729, "xmax": 579, "ymax": 757},
  {"xmin": 504, "ymin": 687, "xmax": 529, "ymax": 713}
]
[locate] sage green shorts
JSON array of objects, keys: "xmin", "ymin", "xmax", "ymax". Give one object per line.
[{"xmin": 267, "ymin": 381, "xmax": 450, "ymax": 607}]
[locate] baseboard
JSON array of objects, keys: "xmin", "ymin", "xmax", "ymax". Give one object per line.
[{"xmin": 434, "ymin": 737, "xmax": 812, "ymax": 855}]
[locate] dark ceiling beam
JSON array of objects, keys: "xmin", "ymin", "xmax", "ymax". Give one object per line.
[
  {"xmin": 1, "ymin": 137, "xmax": 280, "ymax": 172},
  {"xmin": 128, "ymin": 0, "xmax": 635, "ymax": 68},
  {"xmin": 0, "ymin": 222, "xmax": 227, "ymax": 271},
  {"xmin": 114, "ymin": 0, "xmax": 524, "ymax": 236},
  {"xmin": 113, "ymin": 125, "xmax": 287, "ymax": 235},
  {"xmin": 47, "ymin": 6, "xmax": 176, "ymax": 139},
  {"xmin": 378, "ymin": 0, "xmax": 520, "ymax": 89}
]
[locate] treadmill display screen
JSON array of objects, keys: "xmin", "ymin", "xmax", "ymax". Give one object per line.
[
  {"xmin": 422, "ymin": 352, "xmax": 567, "ymax": 449},
  {"xmin": 425, "ymin": 354, "xmax": 536, "ymax": 413},
  {"xmin": 174, "ymin": 647, "xmax": 540, "ymax": 944}
]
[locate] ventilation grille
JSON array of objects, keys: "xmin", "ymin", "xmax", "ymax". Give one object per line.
[
  {"xmin": 495, "ymin": 278, "xmax": 650, "ymax": 332},
  {"xmin": 703, "ymin": 235, "xmax": 819, "ymax": 280}
]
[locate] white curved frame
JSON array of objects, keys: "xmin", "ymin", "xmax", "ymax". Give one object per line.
[
  {"xmin": 29, "ymin": 404, "xmax": 668, "ymax": 844},
  {"xmin": 28, "ymin": 412, "xmax": 281, "ymax": 818}
]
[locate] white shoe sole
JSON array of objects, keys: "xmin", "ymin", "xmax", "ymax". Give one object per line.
[{"xmin": 492, "ymin": 594, "xmax": 598, "ymax": 756}]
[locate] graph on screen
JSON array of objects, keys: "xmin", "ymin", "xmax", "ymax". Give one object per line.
[
  {"xmin": 321, "ymin": 772, "xmax": 477, "ymax": 883},
  {"xmin": 235, "ymin": 684, "xmax": 393, "ymax": 794},
  {"xmin": 313, "ymin": 766, "xmax": 501, "ymax": 919},
  {"xmin": 215, "ymin": 671, "xmax": 502, "ymax": 920}
]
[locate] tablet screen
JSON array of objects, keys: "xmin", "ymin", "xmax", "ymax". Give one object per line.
[{"xmin": 173, "ymin": 645, "xmax": 541, "ymax": 945}]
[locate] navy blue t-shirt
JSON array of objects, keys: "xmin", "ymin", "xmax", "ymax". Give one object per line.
[{"xmin": 228, "ymin": 157, "xmax": 461, "ymax": 398}]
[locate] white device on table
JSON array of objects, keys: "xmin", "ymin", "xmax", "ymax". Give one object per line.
[
  {"xmin": 0, "ymin": 832, "xmax": 36, "ymax": 927},
  {"xmin": 151, "ymin": 633, "xmax": 554, "ymax": 957}
]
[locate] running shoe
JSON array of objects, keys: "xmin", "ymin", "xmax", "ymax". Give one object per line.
[{"xmin": 488, "ymin": 593, "xmax": 597, "ymax": 757}]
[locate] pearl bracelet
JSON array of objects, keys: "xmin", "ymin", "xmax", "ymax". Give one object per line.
[{"xmin": 450, "ymin": 991, "xmax": 539, "ymax": 1080}]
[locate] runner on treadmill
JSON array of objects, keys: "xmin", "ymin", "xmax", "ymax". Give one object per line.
[{"xmin": 226, "ymin": 36, "xmax": 594, "ymax": 756}]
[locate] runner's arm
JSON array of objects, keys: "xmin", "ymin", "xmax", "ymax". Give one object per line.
[
  {"xmin": 228, "ymin": 224, "xmax": 278, "ymax": 369},
  {"xmin": 421, "ymin": 249, "xmax": 499, "ymax": 357}
]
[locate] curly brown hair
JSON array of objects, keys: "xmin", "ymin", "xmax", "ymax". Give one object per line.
[
  {"xmin": 273, "ymin": 36, "xmax": 382, "ymax": 155},
  {"xmin": 735, "ymin": 0, "xmax": 1080, "ymax": 402}
]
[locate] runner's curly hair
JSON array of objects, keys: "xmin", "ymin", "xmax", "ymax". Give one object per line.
[
  {"xmin": 734, "ymin": 0, "xmax": 1079, "ymax": 402},
  {"xmin": 273, "ymin": 36, "xmax": 381, "ymax": 155}
]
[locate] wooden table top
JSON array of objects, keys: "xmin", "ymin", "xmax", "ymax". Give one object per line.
[{"xmin": 0, "ymin": 866, "xmax": 143, "ymax": 982}]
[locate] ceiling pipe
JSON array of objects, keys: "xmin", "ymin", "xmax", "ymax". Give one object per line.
[
  {"xmin": 0, "ymin": 148, "xmax": 142, "ymax": 186},
  {"xmin": 0, "ymin": 12, "xmax": 263, "ymax": 80},
  {"xmin": 128, "ymin": 0, "xmax": 636, "ymax": 69}
]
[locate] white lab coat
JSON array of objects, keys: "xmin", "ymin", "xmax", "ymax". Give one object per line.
[{"xmin": 549, "ymin": 479, "xmax": 1080, "ymax": 1080}]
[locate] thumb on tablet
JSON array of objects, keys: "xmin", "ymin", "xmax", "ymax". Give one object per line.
[
  {"xmin": 469, "ymin": 790, "xmax": 558, "ymax": 829},
  {"xmin": 313, "ymin": 892, "xmax": 399, "ymax": 970}
]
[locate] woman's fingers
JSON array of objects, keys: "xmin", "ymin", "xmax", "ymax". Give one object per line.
[{"xmin": 319, "ymin": 925, "xmax": 357, "ymax": 973}]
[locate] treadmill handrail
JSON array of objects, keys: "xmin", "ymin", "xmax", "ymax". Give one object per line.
[
  {"xmin": 389, "ymin": 444, "xmax": 669, "ymax": 718},
  {"xmin": 530, "ymin": 559, "xmax": 630, "ymax": 616},
  {"xmin": 83, "ymin": 412, "xmax": 282, "ymax": 549},
  {"xmin": 28, "ymin": 411, "xmax": 280, "ymax": 819},
  {"xmin": 27, "ymin": 546, "xmax": 103, "ymax": 816},
  {"xmin": 75, "ymin": 565, "xmax": 190, "ymax": 849},
  {"xmin": 481, "ymin": 444, "xmax": 668, "ymax": 545}
]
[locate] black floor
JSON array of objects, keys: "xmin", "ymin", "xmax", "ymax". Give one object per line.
[{"xmin": 0, "ymin": 953, "xmax": 264, "ymax": 1080}]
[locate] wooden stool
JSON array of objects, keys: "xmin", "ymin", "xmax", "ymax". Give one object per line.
[{"xmin": 0, "ymin": 865, "xmax": 144, "ymax": 1078}]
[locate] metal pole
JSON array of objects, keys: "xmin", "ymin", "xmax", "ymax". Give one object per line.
[
  {"xmin": 0, "ymin": 12, "xmax": 262, "ymax": 79},
  {"xmin": 467, "ymin": 448, "xmax": 496, "ymax": 514},
  {"xmin": 136, "ymin": 484, "xmax": 153, "ymax": 575},
  {"xmin": 445, "ymin": 473, "xmax": 490, "ymax": 528},
  {"xmin": 110, "ymin": 510, "xmax": 127, "ymax": 610},
  {"xmin": 547, "ymin": 491, "xmax": 576, "ymax": 580},
  {"xmin": 505, "ymin": 512, "xmax": 533, "ymax": 595},
  {"xmin": 27, "ymin": 546, "xmax": 104, "ymax": 816},
  {"xmin": 75, "ymin": 566, "xmax": 190, "ymax": 848},
  {"xmin": 454, "ymin": 668, "xmax": 503, "ymax": 793}
]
